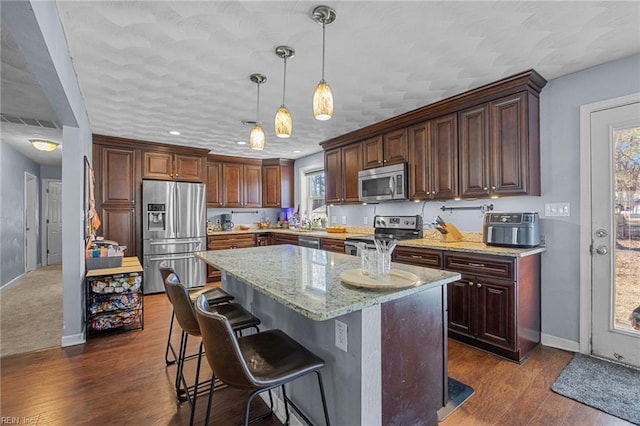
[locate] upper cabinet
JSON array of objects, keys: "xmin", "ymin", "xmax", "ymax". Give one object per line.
[
  {"xmin": 321, "ymin": 70, "xmax": 546, "ymax": 201},
  {"xmin": 142, "ymin": 150, "xmax": 204, "ymax": 182},
  {"xmin": 408, "ymin": 113, "xmax": 458, "ymax": 200},
  {"xmin": 262, "ymin": 159, "xmax": 294, "ymax": 208},
  {"xmin": 362, "ymin": 129, "xmax": 408, "ymax": 169},
  {"xmin": 206, "ymin": 161, "xmax": 223, "ymax": 207},
  {"xmin": 222, "ymin": 162, "xmax": 262, "ymax": 208},
  {"xmin": 325, "ymin": 143, "xmax": 363, "ymax": 205},
  {"xmin": 460, "ymin": 92, "xmax": 539, "ymax": 198}
]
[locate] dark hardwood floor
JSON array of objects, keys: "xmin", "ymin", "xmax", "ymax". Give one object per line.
[{"xmin": 1, "ymin": 293, "xmax": 632, "ymax": 425}]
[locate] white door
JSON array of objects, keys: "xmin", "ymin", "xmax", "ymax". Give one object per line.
[
  {"xmin": 590, "ymin": 100, "xmax": 640, "ymax": 368},
  {"xmin": 46, "ymin": 180, "xmax": 63, "ymax": 265},
  {"xmin": 25, "ymin": 173, "xmax": 38, "ymax": 272}
]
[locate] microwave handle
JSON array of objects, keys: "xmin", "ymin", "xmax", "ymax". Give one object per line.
[{"xmin": 389, "ymin": 176, "xmax": 396, "ymax": 196}]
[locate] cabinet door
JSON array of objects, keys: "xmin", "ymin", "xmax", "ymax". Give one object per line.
[
  {"xmin": 324, "ymin": 148, "xmax": 342, "ymax": 204},
  {"xmin": 383, "ymin": 128, "xmax": 408, "ymax": 166},
  {"xmin": 243, "ymin": 164, "xmax": 262, "ymax": 207},
  {"xmin": 447, "ymin": 276, "xmax": 475, "ymax": 338},
  {"xmin": 459, "ymin": 104, "xmax": 490, "ymax": 198},
  {"xmin": 222, "ymin": 163, "xmax": 243, "ymax": 207},
  {"xmin": 206, "ymin": 162, "xmax": 222, "ymax": 207},
  {"xmin": 490, "ymin": 93, "xmax": 528, "ymax": 196},
  {"xmin": 342, "ymin": 143, "xmax": 363, "ymax": 203},
  {"xmin": 476, "ymin": 278, "xmax": 516, "ymax": 351},
  {"xmin": 174, "ymin": 154, "xmax": 204, "ymax": 182},
  {"xmin": 408, "ymin": 121, "xmax": 431, "ymax": 200},
  {"xmin": 99, "ymin": 147, "xmax": 137, "ymax": 205},
  {"xmin": 430, "ymin": 113, "xmax": 458, "ymax": 199},
  {"xmin": 143, "ymin": 151, "xmax": 173, "ymax": 180},
  {"xmin": 362, "ymin": 135, "xmax": 383, "ymax": 169},
  {"xmin": 100, "ymin": 206, "xmax": 136, "ymax": 257},
  {"xmin": 262, "ymin": 165, "xmax": 281, "ymax": 207}
]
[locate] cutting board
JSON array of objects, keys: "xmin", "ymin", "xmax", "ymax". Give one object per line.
[{"xmin": 340, "ymin": 269, "xmax": 420, "ymax": 289}]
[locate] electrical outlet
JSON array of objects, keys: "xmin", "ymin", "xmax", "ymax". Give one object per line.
[
  {"xmin": 364, "ymin": 216, "xmax": 368, "ymax": 225},
  {"xmin": 341, "ymin": 216, "xmax": 347, "ymax": 225},
  {"xmin": 540, "ymin": 235, "xmax": 546, "ymax": 246},
  {"xmin": 331, "ymin": 216, "xmax": 337, "ymax": 224},
  {"xmin": 335, "ymin": 320, "xmax": 348, "ymax": 352}
]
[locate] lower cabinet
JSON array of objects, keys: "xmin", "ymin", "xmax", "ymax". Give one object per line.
[
  {"xmin": 269, "ymin": 233, "xmax": 299, "ymax": 246},
  {"xmin": 207, "ymin": 234, "xmax": 256, "ymax": 282},
  {"xmin": 321, "ymin": 238, "xmax": 345, "ymax": 253},
  {"xmin": 394, "ymin": 247, "xmax": 540, "ymax": 362}
]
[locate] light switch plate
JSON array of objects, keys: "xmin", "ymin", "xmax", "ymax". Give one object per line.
[{"xmin": 545, "ymin": 202, "xmax": 570, "ymax": 217}]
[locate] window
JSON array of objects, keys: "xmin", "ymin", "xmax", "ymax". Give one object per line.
[{"xmin": 305, "ymin": 169, "xmax": 327, "ymax": 225}]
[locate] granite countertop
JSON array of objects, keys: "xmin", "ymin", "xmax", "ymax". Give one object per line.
[
  {"xmin": 195, "ymin": 245, "xmax": 460, "ymax": 321},
  {"xmin": 206, "ymin": 228, "xmax": 545, "ymax": 258}
]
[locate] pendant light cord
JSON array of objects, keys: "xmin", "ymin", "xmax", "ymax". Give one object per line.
[
  {"xmin": 282, "ymin": 57, "xmax": 287, "ymax": 106},
  {"xmin": 321, "ymin": 21, "xmax": 326, "ymax": 82},
  {"xmin": 256, "ymin": 81, "xmax": 261, "ymax": 123}
]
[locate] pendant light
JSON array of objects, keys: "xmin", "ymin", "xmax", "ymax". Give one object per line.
[
  {"xmin": 249, "ymin": 73, "xmax": 267, "ymax": 150},
  {"xmin": 274, "ymin": 46, "xmax": 295, "ymax": 138},
  {"xmin": 311, "ymin": 5, "xmax": 336, "ymax": 121}
]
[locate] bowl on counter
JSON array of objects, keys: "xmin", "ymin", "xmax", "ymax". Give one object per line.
[{"xmin": 239, "ymin": 225, "xmax": 251, "ymax": 231}]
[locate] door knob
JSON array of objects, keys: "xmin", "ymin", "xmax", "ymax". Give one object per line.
[{"xmin": 595, "ymin": 245, "xmax": 608, "ymax": 255}]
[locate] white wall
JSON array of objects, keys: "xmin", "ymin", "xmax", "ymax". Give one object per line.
[
  {"xmin": 3, "ymin": 0, "xmax": 93, "ymax": 345},
  {"xmin": 326, "ymin": 54, "xmax": 640, "ymax": 345}
]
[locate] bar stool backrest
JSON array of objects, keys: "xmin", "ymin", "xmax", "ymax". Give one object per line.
[
  {"xmin": 194, "ymin": 295, "xmax": 256, "ymax": 388},
  {"xmin": 164, "ymin": 273, "xmax": 200, "ymax": 336},
  {"xmin": 159, "ymin": 263, "xmax": 177, "ymax": 303}
]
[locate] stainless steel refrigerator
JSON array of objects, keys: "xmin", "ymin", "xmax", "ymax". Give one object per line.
[{"xmin": 142, "ymin": 180, "xmax": 206, "ymax": 293}]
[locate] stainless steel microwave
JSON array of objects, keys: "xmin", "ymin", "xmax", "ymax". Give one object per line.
[{"xmin": 358, "ymin": 163, "xmax": 408, "ymax": 203}]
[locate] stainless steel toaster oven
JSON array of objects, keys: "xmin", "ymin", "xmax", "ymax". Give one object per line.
[{"xmin": 483, "ymin": 212, "xmax": 541, "ymax": 248}]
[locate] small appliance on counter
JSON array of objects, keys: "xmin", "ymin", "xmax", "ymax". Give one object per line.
[
  {"xmin": 221, "ymin": 213, "xmax": 234, "ymax": 231},
  {"xmin": 483, "ymin": 212, "xmax": 541, "ymax": 248}
]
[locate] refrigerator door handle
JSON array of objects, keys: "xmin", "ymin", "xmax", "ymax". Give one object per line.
[
  {"xmin": 147, "ymin": 254, "xmax": 196, "ymax": 262},
  {"xmin": 149, "ymin": 240, "xmax": 203, "ymax": 246}
]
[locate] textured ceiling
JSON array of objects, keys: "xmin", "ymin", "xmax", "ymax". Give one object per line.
[{"xmin": 3, "ymin": 1, "xmax": 640, "ymax": 165}]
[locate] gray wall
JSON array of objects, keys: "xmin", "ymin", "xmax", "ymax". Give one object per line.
[
  {"xmin": 324, "ymin": 54, "xmax": 640, "ymax": 345},
  {"xmin": 40, "ymin": 165, "xmax": 62, "ymax": 180},
  {"xmin": 3, "ymin": 1, "xmax": 93, "ymax": 344},
  {"xmin": 0, "ymin": 142, "xmax": 41, "ymax": 285}
]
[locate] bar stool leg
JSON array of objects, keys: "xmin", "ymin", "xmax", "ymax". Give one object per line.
[
  {"xmin": 165, "ymin": 312, "xmax": 178, "ymax": 365},
  {"xmin": 316, "ymin": 371, "xmax": 331, "ymax": 426}
]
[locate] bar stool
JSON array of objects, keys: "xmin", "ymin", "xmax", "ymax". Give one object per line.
[
  {"xmin": 194, "ymin": 294, "xmax": 330, "ymax": 426},
  {"xmin": 164, "ymin": 273, "xmax": 261, "ymax": 425},
  {"xmin": 159, "ymin": 264, "xmax": 234, "ymax": 365}
]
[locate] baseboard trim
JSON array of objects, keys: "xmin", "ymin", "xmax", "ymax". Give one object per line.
[
  {"xmin": 259, "ymin": 391, "xmax": 304, "ymax": 426},
  {"xmin": 0, "ymin": 272, "xmax": 26, "ymax": 292},
  {"xmin": 541, "ymin": 333, "xmax": 579, "ymax": 352},
  {"xmin": 61, "ymin": 332, "xmax": 85, "ymax": 347}
]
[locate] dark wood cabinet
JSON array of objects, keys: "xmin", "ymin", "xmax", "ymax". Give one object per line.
[
  {"xmin": 393, "ymin": 246, "xmax": 442, "ymax": 268},
  {"xmin": 93, "ymin": 143, "xmax": 140, "ymax": 258},
  {"xmin": 459, "ymin": 92, "xmax": 539, "ymax": 198},
  {"xmin": 324, "ymin": 143, "xmax": 363, "ymax": 205},
  {"xmin": 206, "ymin": 234, "xmax": 256, "ymax": 281},
  {"xmin": 262, "ymin": 159, "xmax": 294, "ymax": 208},
  {"xmin": 362, "ymin": 135, "xmax": 383, "ymax": 169},
  {"xmin": 142, "ymin": 150, "xmax": 204, "ymax": 182},
  {"xmin": 269, "ymin": 233, "xmax": 299, "ymax": 246},
  {"xmin": 222, "ymin": 162, "xmax": 262, "ymax": 208},
  {"xmin": 206, "ymin": 161, "xmax": 222, "ymax": 207},
  {"xmin": 321, "ymin": 238, "xmax": 345, "ymax": 253},
  {"xmin": 362, "ymin": 130, "xmax": 408, "ymax": 170},
  {"xmin": 408, "ymin": 113, "xmax": 458, "ymax": 200}
]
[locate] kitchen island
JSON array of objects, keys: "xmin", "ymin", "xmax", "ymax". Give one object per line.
[{"xmin": 195, "ymin": 245, "xmax": 461, "ymax": 425}]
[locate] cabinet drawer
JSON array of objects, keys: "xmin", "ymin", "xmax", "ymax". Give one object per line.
[
  {"xmin": 393, "ymin": 246, "xmax": 442, "ymax": 268},
  {"xmin": 444, "ymin": 253, "xmax": 514, "ymax": 280},
  {"xmin": 208, "ymin": 234, "xmax": 255, "ymax": 249},
  {"xmin": 321, "ymin": 238, "xmax": 345, "ymax": 253}
]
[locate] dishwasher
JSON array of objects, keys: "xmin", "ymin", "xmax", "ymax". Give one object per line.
[{"xmin": 298, "ymin": 235, "xmax": 321, "ymax": 249}]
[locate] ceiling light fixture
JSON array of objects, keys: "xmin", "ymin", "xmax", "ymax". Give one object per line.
[
  {"xmin": 168, "ymin": 130, "xmax": 181, "ymax": 136},
  {"xmin": 274, "ymin": 45, "xmax": 295, "ymax": 138},
  {"xmin": 311, "ymin": 5, "xmax": 336, "ymax": 121},
  {"xmin": 249, "ymin": 73, "xmax": 267, "ymax": 151},
  {"xmin": 29, "ymin": 139, "xmax": 59, "ymax": 152}
]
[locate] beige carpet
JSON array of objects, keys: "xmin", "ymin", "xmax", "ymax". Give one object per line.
[{"xmin": 0, "ymin": 264, "xmax": 63, "ymax": 358}]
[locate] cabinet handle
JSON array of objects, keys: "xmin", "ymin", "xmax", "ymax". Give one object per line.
[
  {"xmin": 468, "ymin": 262, "xmax": 485, "ymax": 268},
  {"xmin": 483, "ymin": 187, "xmax": 488, "ymax": 191},
  {"xmin": 491, "ymin": 186, "xmax": 496, "ymax": 190},
  {"xmin": 477, "ymin": 283, "xmax": 482, "ymax": 288},
  {"xmin": 411, "ymin": 255, "xmax": 423, "ymax": 259},
  {"xmin": 468, "ymin": 281, "xmax": 474, "ymax": 286}
]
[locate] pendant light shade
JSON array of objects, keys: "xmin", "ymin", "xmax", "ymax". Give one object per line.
[
  {"xmin": 248, "ymin": 73, "xmax": 267, "ymax": 151},
  {"xmin": 274, "ymin": 46, "xmax": 295, "ymax": 138},
  {"xmin": 311, "ymin": 5, "xmax": 336, "ymax": 121},
  {"xmin": 29, "ymin": 139, "xmax": 59, "ymax": 152}
]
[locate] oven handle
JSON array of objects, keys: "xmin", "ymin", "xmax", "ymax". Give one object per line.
[
  {"xmin": 147, "ymin": 254, "xmax": 196, "ymax": 262},
  {"xmin": 149, "ymin": 239, "xmax": 202, "ymax": 246}
]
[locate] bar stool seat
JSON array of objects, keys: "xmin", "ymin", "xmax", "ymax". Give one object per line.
[
  {"xmin": 195, "ymin": 295, "xmax": 330, "ymax": 426},
  {"xmin": 159, "ymin": 264, "xmax": 234, "ymax": 365},
  {"xmin": 164, "ymin": 273, "xmax": 261, "ymax": 425}
]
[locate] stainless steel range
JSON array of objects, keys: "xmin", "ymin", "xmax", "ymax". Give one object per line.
[{"xmin": 344, "ymin": 215, "xmax": 423, "ymax": 255}]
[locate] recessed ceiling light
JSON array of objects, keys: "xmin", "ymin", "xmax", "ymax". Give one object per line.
[
  {"xmin": 237, "ymin": 141, "xmax": 247, "ymax": 145},
  {"xmin": 168, "ymin": 130, "xmax": 181, "ymax": 136},
  {"xmin": 292, "ymin": 150, "xmax": 301, "ymax": 153}
]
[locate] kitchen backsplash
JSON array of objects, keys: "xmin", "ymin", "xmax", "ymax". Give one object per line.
[{"xmin": 207, "ymin": 207, "xmax": 284, "ymax": 227}]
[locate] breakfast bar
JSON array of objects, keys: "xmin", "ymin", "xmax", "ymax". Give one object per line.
[{"xmin": 195, "ymin": 245, "xmax": 461, "ymax": 425}]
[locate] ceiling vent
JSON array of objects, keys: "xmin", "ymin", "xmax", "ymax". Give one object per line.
[{"xmin": 0, "ymin": 113, "xmax": 60, "ymax": 129}]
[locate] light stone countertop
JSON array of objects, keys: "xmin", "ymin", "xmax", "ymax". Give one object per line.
[
  {"xmin": 195, "ymin": 245, "xmax": 460, "ymax": 321},
  {"xmin": 206, "ymin": 228, "xmax": 545, "ymax": 258}
]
